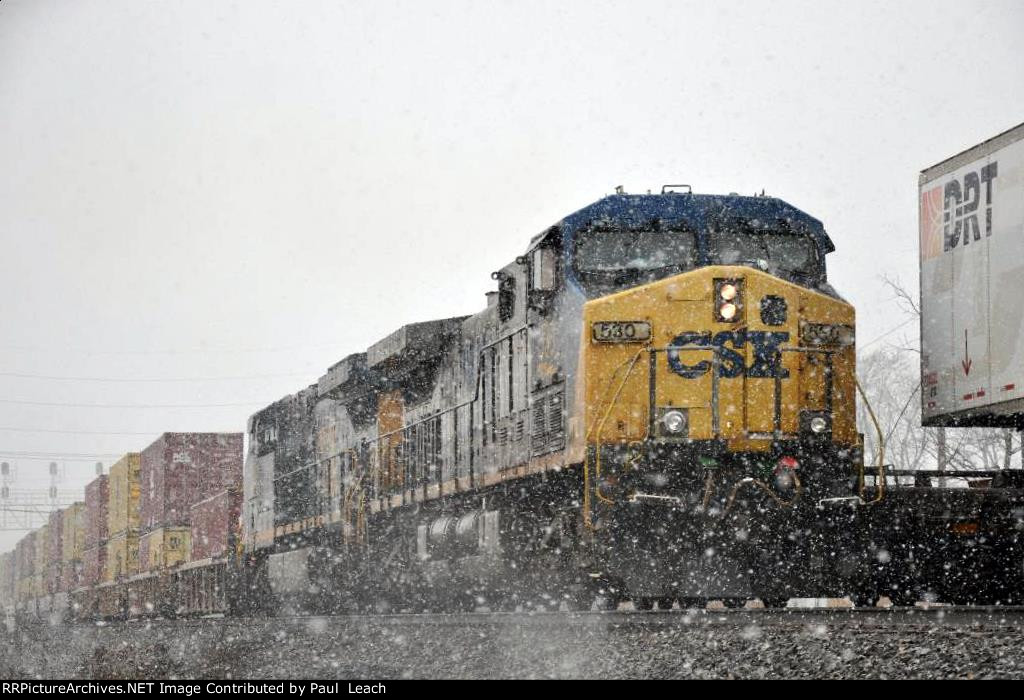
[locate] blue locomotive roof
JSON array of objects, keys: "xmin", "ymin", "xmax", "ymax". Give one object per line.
[{"xmin": 531, "ymin": 193, "xmax": 834, "ymax": 255}]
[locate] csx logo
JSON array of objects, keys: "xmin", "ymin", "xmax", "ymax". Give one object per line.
[
  {"xmin": 944, "ymin": 162, "xmax": 998, "ymax": 252},
  {"xmin": 667, "ymin": 330, "xmax": 789, "ymax": 379}
]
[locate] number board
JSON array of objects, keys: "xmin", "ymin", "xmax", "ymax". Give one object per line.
[{"xmin": 592, "ymin": 321, "xmax": 652, "ymax": 343}]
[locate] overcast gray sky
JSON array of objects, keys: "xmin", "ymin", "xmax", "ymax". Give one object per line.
[{"xmin": 1, "ymin": 0, "xmax": 1022, "ymax": 551}]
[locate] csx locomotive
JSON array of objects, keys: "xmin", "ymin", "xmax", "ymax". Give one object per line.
[{"xmin": 242, "ymin": 188, "xmax": 865, "ymax": 611}]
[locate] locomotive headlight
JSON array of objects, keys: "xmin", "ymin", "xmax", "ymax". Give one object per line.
[
  {"xmin": 658, "ymin": 408, "xmax": 689, "ymax": 437},
  {"xmin": 662, "ymin": 410, "xmax": 686, "ymax": 434},
  {"xmin": 800, "ymin": 411, "xmax": 831, "ymax": 438},
  {"xmin": 714, "ymin": 278, "xmax": 743, "ymax": 323}
]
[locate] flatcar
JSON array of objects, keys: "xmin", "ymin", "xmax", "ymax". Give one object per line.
[{"xmin": 241, "ymin": 187, "xmax": 869, "ymax": 611}]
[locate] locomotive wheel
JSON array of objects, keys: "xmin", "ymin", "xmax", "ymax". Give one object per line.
[
  {"xmin": 633, "ymin": 597, "xmax": 655, "ymax": 611},
  {"xmin": 722, "ymin": 598, "xmax": 747, "ymax": 609},
  {"xmin": 760, "ymin": 597, "xmax": 788, "ymax": 609},
  {"xmin": 656, "ymin": 597, "xmax": 675, "ymax": 611}
]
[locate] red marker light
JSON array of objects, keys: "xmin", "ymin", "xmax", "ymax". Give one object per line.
[{"xmin": 776, "ymin": 456, "xmax": 799, "ymax": 471}]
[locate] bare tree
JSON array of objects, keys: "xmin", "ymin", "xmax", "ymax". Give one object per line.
[
  {"xmin": 857, "ymin": 347, "xmax": 930, "ymax": 471},
  {"xmin": 858, "ymin": 275, "xmax": 1019, "ymax": 474}
]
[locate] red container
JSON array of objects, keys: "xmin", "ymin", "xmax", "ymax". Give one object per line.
[
  {"xmin": 1, "ymin": 552, "xmax": 14, "ymax": 604},
  {"xmin": 189, "ymin": 489, "xmax": 242, "ymax": 561},
  {"xmin": 46, "ymin": 510, "xmax": 64, "ymax": 591},
  {"xmin": 18, "ymin": 531, "xmax": 37, "ymax": 577},
  {"xmin": 82, "ymin": 545, "xmax": 106, "ymax": 588},
  {"xmin": 84, "ymin": 474, "xmax": 109, "ymax": 548},
  {"xmin": 140, "ymin": 433, "xmax": 243, "ymax": 533},
  {"xmin": 62, "ymin": 561, "xmax": 82, "ymax": 592},
  {"xmin": 45, "ymin": 563, "xmax": 61, "ymax": 595}
]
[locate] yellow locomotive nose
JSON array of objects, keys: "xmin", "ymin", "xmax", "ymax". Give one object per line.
[{"xmin": 581, "ymin": 265, "xmax": 856, "ymax": 453}]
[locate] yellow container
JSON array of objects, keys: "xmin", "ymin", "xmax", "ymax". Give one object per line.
[
  {"xmin": 141, "ymin": 527, "xmax": 191, "ymax": 572},
  {"xmin": 61, "ymin": 503, "xmax": 86, "ymax": 564},
  {"xmin": 34, "ymin": 525, "xmax": 49, "ymax": 577},
  {"xmin": 108, "ymin": 453, "xmax": 141, "ymax": 536},
  {"xmin": 103, "ymin": 531, "xmax": 139, "ymax": 582},
  {"xmin": 21, "ymin": 577, "xmax": 37, "ymax": 604}
]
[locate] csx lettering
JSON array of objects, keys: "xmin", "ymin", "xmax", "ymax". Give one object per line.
[
  {"xmin": 944, "ymin": 162, "xmax": 998, "ymax": 252},
  {"xmin": 667, "ymin": 331, "xmax": 790, "ymax": 379}
]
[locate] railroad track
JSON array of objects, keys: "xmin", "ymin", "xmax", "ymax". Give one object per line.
[
  {"xmin": 8, "ymin": 605, "xmax": 1024, "ymax": 679},
  {"xmin": 39, "ymin": 604, "xmax": 1024, "ymax": 632}
]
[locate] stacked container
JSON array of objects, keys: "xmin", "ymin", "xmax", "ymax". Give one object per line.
[
  {"xmin": 190, "ymin": 489, "xmax": 242, "ymax": 561},
  {"xmin": 15, "ymin": 533, "xmax": 34, "ymax": 606},
  {"xmin": 33, "ymin": 525, "xmax": 48, "ymax": 601},
  {"xmin": 140, "ymin": 527, "xmax": 191, "ymax": 571},
  {"xmin": 46, "ymin": 509, "xmax": 64, "ymax": 594},
  {"xmin": 104, "ymin": 453, "xmax": 141, "ymax": 582},
  {"xmin": 61, "ymin": 503, "xmax": 85, "ymax": 591},
  {"xmin": 139, "ymin": 433, "xmax": 242, "ymax": 571},
  {"xmin": 0, "ymin": 551, "xmax": 13, "ymax": 610},
  {"xmin": 82, "ymin": 474, "xmax": 109, "ymax": 587}
]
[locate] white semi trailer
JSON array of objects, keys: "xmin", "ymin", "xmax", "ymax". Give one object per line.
[{"xmin": 920, "ymin": 121, "xmax": 1024, "ymax": 427}]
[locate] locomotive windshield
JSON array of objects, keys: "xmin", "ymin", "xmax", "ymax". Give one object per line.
[
  {"xmin": 573, "ymin": 220, "xmax": 824, "ymax": 295},
  {"xmin": 709, "ymin": 221, "xmax": 821, "ymax": 284},
  {"xmin": 574, "ymin": 228, "xmax": 698, "ymax": 293}
]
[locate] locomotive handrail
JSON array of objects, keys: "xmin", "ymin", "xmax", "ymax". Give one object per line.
[
  {"xmin": 369, "ymin": 324, "xmax": 532, "ymax": 496},
  {"xmin": 855, "ymin": 375, "xmax": 886, "ymax": 504},
  {"xmin": 273, "ymin": 324, "xmax": 533, "ymax": 507},
  {"xmin": 585, "ymin": 343, "xmax": 728, "ymax": 527},
  {"xmin": 584, "ymin": 349, "xmax": 648, "ymax": 526}
]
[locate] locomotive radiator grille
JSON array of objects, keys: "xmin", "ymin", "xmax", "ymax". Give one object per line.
[{"xmin": 531, "ymin": 386, "xmax": 565, "ymax": 456}]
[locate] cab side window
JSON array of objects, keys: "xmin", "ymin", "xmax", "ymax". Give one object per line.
[{"xmin": 531, "ymin": 247, "xmax": 557, "ymax": 292}]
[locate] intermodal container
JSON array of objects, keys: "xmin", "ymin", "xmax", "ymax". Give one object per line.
[
  {"xmin": 61, "ymin": 503, "xmax": 85, "ymax": 564},
  {"xmin": 139, "ymin": 526, "xmax": 191, "ymax": 572},
  {"xmin": 108, "ymin": 453, "xmax": 141, "ymax": 536},
  {"xmin": 140, "ymin": 433, "xmax": 243, "ymax": 532},
  {"xmin": 920, "ymin": 121, "xmax": 1024, "ymax": 426},
  {"xmin": 85, "ymin": 474, "xmax": 109, "ymax": 548},
  {"xmin": 34, "ymin": 525, "xmax": 48, "ymax": 584},
  {"xmin": 103, "ymin": 531, "xmax": 139, "ymax": 582},
  {"xmin": 0, "ymin": 552, "xmax": 13, "ymax": 608},
  {"xmin": 60, "ymin": 502, "xmax": 86, "ymax": 591},
  {"xmin": 82, "ymin": 545, "xmax": 106, "ymax": 588},
  {"xmin": 189, "ymin": 489, "xmax": 241, "ymax": 561},
  {"xmin": 46, "ymin": 510, "xmax": 64, "ymax": 593}
]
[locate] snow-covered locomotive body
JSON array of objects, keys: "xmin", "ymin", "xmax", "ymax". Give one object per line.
[{"xmin": 243, "ymin": 192, "xmax": 863, "ymax": 611}]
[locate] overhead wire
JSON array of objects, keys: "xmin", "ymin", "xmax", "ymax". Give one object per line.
[
  {"xmin": 0, "ymin": 370, "xmax": 315, "ymax": 383},
  {"xmin": 0, "ymin": 398, "xmax": 265, "ymax": 409}
]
